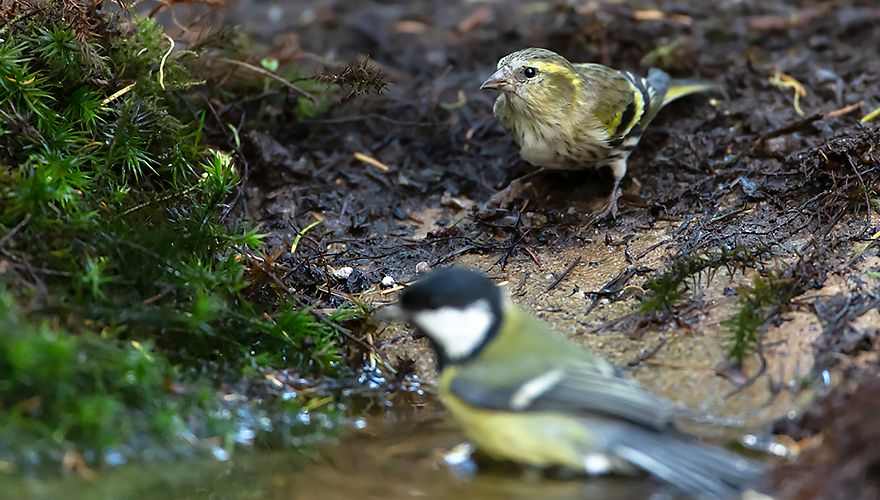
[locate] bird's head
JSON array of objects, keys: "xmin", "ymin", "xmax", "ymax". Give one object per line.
[
  {"xmin": 481, "ymin": 48, "xmax": 581, "ymax": 117},
  {"xmin": 393, "ymin": 268, "xmax": 504, "ymax": 367}
]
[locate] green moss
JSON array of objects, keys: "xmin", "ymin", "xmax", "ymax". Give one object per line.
[
  {"xmin": 723, "ymin": 273, "xmax": 791, "ymax": 365},
  {"xmin": 0, "ymin": 2, "xmax": 356, "ymax": 470},
  {"xmin": 0, "ymin": 288, "xmax": 184, "ymax": 464},
  {"xmin": 640, "ymin": 246, "xmax": 754, "ymax": 312}
]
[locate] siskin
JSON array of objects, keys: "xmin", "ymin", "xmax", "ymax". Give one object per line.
[{"xmin": 481, "ymin": 47, "xmax": 716, "ymax": 219}]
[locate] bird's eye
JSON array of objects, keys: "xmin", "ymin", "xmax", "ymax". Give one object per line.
[{"xmin": 523, "ymin": 67, "xmax": 538, "ymax": 78}]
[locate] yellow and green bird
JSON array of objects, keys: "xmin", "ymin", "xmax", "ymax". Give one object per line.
[
  {"xmin": 389, "ymin": 267, "xmax": 764, "ymax": 498},
  {"xmin": 481, "ymin": 47, "xmax": 716, "ymax": 219}
]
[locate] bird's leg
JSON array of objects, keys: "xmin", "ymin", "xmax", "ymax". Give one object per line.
[
  {"xmin": 595, "ymin": 159, "xmax": 627, "ymax": 221},
  {"xmin": 484, "ymin": 167, "xmax": 546, "ymax": 208}
]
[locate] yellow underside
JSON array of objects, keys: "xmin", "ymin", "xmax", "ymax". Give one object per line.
[{"xmin": 441, "ymin": 388, "xmax": 598, "ymax": 470}]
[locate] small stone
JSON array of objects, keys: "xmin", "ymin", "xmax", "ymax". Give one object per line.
[
  {"xmin": 416, "ymin": 262, "xmax": 431, "ymax": 274},
  {"xmin": 814, "ymin": 68, "xmax": 839, "ymax": 84},
  {"xmin": 331, "ymin": 266, "xmax": 354, "ymax": 280},
  {"xmin": 425, "ymin": 50, "xmax": 447, "ymax": 67},
  {"xmin": 381, "ymin": 275, "xmax": 396, "ymax": 287},
  {"xmin": 527, "ymin": 212, "xmax": 548, "ymax": 226},
  {"xmin": 762, "ymin": 137, "xmax": 787, "ymax": 155}
]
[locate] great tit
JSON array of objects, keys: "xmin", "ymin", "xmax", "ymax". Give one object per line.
[{"xmin": 390, "ymin": 267, "xmax": 765, "ymax": 498}]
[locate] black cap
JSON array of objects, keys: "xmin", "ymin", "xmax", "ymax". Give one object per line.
[{"xmin": 400, "ymin": 267, "xmax": 501, "ymax": 313}]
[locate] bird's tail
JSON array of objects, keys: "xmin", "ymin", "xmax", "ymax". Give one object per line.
[
  {"xmin": 611, "ymin": 427, "xmax": 766, "ymax": 498},
  {"xmin": 662, "ymin": 78, "xmax": 720, "ymax": 107}
]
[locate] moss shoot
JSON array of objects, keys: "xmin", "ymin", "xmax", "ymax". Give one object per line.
[
  {"xmin": 640, "ymin": 246, "xmax": 755, "ymax": 313},
  {"xmin": 723, "ymin": 273, "xmax": 792, "ymax": 365}
]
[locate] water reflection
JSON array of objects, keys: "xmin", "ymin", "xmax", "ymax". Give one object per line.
[
  {"xmin": 287, "ymin": 409, "xmax": 681, "ymax": 500},
  {"xmin": 8, "ymin": 399, "xmax": 684, "ymax": 499}
]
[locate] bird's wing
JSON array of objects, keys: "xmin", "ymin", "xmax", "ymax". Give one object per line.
[
  {"xmin": 574, "ymin": 63, "xmax": 671, "ymax": 147},
  {"xmin": 449, "ymin": 352, "xmax": 677, "ymax": 431},
  {"xmin": 573, "ymin": 63, "xmax": 642, "ymax": 145}
]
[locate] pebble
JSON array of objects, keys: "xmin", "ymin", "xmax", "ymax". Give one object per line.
[
  {"xmin": 416, "ymin": 262, "xmax": 431, "ymax": 273},
  {"xmin": 331, "ymin": 266, "xmax": 354, "ymax": 280},
  {"xmin": 763, "ymin": 137, "xmax": 788, "ymax": 155},
  {"xmin": 381, "ymin": 275, "xmax": 396, "ymax": 287}
]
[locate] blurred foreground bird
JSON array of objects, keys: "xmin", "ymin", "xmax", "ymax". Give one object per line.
[
  {"xmin": 386, "ymin": 267, "xmax": 765, "ymax": 498},
  {"xmin": 481, "ymin": 48, "xmax": 717, "ymax": 219}
]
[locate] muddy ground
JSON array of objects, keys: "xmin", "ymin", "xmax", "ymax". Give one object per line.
[{"xmin": 162, "ymin": 0, "xmax": 879, "ymax": 495}]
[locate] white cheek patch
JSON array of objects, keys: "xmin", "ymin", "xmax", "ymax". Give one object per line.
[{"xmin": 413, "ymin": 299, "xmax": 494, "ymax": 360}]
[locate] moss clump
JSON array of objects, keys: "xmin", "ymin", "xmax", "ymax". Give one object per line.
[
  {"xmin": 640, "ymin": 246, "xmax": 755, "ymax": 312},
  {"xmin": 0, "ymin": 2, "xmax": 352, "ymax": 469},
  {"xmin": 723, "ymin": 273, "xmax": 791, "ymax": 365},
  {"xmin": 0, "ymin": 290, "xmax": 196, "ymax": 468}
]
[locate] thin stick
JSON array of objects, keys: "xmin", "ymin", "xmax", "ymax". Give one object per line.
[
  {"xmin": 353, "ymin": 152, "xmax": 390, "ymax": 172},
  {"xmin": 756, "ymin": 102, "xmax": 862, "ymax": 144},
  {"xmin": 626, "ymin": 336, "xmax": 668, "ymax": 367},
  {"xmin": 0, "ymin": 214, "xmax": 31, "ymax": 249},
  {"xmin": 546, "ymin": 256, "xmax": 582, "ymax": 292},
  {"xmin": 218, "ymin": 57, "xmax": 316, "ymax": 102}
]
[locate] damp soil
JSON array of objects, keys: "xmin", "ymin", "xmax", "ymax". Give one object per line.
[{"xmin": 164, "ymin": 0, "xmax": 880, "ymax": 497}]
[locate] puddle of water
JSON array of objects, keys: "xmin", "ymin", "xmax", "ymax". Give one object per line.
[{"xmin": 5, "ymin": 399, "xmax": 686, "ymax": 500}]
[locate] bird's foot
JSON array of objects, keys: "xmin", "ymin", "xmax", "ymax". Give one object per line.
[
  {"xmin": 591, "ymin": 186, "xmax": 622, "ymax": 224},
  {"xmin": 484, "ymin": 177, "xmax": 533, "ymax": 208},
  {"xmin": 479, "ymin": 169, "xmax": 546, "ymax": 215}
]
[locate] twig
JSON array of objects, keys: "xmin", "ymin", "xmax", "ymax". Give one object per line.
[
  {"xmin": 546, "ymin": 256, "xmax": 581, "ymax": 292},
  {"xmin": 755, "ymin": 102, "xmax": 862, "ymax": 145},
  {"xmin": 625, "ymin": 336, "xmax": 668, "ymax": 368},
  {"xmin": 457, "ymin": 6, "xmax": 492, "ymax": 33},
  {"xmin": 0, "ymin": 214, "xmax": 31, "ymax": 249},
  {"xmin": 631, "ymin": 9, "xmax": 692, "ymax": 26},
  {"xmin": 846, "ymin": 153, "xmax": 872, "ymax": 238},
  {"xmin": 353, "ymin": 152, "xmax": 390, "ymax": 172},
  {"xmin": 748, "ymin": 7, "xmax": 824, "ymax": 31},
  {"xmin": 636, "ymin": 218, "xmax": 693, "ymax": 260},
  {"xmin": 429, "ymin": 244, "xmax": 483, "ymax": 267},
  {"xmin": 218, "ymin": 57, "xmax": 316, "ymax": 102},
  {"xmin": 523, "ymin": 246, "xmax": 541, "ymax": 266},
  {"xmin": 759, "ymin": 113, "xmax": 823, "ymax": 144},
  {"xmin": 826, "ymin": 101, "xmax": 863, "ymax": 119},
  {"xmin": 301, "ymin": 114, "xmax": 433, "ymax": 126}
]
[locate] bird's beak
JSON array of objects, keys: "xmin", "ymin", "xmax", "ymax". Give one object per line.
[
  {"xmin": 374, "ymin": 303, "xmax": 406, "ymax": 322},
  {"xmin": 480, "ymin": 67, "xmax": 512, "ymax": 91}
]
